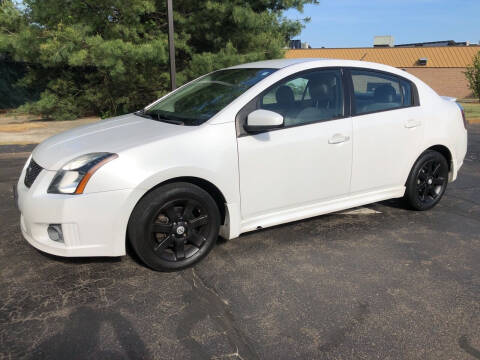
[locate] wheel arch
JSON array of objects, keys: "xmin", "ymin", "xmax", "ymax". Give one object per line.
[
  {"xmin": 131, "ymin": 176, "xmax": 228, "ymax": 226},
  {"xmin": 426, "ymin": 144, "xmax": 452, "ymax": 171},
  {"xmin": 161, "ymin": 177, "xmax": 227, "ymax": 224},
  {"xmin": 405, "ymin": 144, "xmax": 454, "ymax": 187}
]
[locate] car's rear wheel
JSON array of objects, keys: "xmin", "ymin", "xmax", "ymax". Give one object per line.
[
  {"xmin": 128, "ymin": 182, "xmax": 220, "ymax": 271},
  {"xmin": 404, "ymin": 150, "xmax": 449, "ymax": 211}
]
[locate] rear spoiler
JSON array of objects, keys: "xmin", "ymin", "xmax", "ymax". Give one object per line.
[{"xmin": 441, "ymin": 96, "xmax": 457, "ymax": 102}]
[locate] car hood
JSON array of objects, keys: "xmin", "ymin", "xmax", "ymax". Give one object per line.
[{"xmin": 32, "ymin": 113, "xmax": 195, "ymax": 170}]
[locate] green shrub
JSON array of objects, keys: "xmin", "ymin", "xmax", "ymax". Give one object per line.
[{"xmin": 465, "ymin": 51, "xmax": 480, "ymax": 101}]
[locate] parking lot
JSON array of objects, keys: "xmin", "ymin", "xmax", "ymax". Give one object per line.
[{"xmin": 1, "ymin": 126, "xmax": 479, "ymax": 360}]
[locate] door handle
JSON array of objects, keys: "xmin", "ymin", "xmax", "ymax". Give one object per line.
[
  {"xmin": 328, "ymin": 134, "xmax": 350, "ymax": 144},
  {"xmin": 405, "ymin": 119, "xmax": 421, "ymax": 129}
]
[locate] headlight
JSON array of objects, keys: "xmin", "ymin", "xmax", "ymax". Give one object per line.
[{"xmin": 48, "ymin": 153, "xmax": 118, "ymax": 194}]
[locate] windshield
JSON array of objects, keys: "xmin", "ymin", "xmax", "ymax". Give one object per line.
[{"xmin": 142, "ymin": 68, "xmax": 276, "ymax": 125}]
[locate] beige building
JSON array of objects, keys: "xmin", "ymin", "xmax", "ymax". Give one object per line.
[{"xmin": 285, "ymin": 46, "xmax": 480, "ymax": 99}]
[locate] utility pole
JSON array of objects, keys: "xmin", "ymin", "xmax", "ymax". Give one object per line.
[{"xmin": 167, "ymin": 0, "xmax": 176, "ymax": 90}]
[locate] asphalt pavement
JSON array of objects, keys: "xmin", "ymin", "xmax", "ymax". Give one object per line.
[{"xmin": 0, "ymin": 127, "xmax": 479, "ymax": 359}]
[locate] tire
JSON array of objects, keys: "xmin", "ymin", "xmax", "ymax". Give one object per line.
[
  {"xmin": 128, "ymin": 182, "xmax": 221, "ymax": 271},
  {"xmin": 404, "ymin": 150, "xmax": 449, "ymax": 211}
]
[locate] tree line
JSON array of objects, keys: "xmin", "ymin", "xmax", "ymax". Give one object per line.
[{"xmin": 0, "ymin": 0, "xmax": 317, "ymax": 119}]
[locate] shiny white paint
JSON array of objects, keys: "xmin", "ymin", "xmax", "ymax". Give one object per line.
[
  {"xmin": 238, "ymin": 117, "xmax": 353, "ymax": 220},
  {"xmin": 350, "ymin": 106, "xmax": 425, "ymax": 194},
  {"xmin": 247, "ymin": 109, "xmax": 284, "ymax": 127},
  {"xmin": 17, "ymin": 58, "xmax": 468, "ymax": 257}
]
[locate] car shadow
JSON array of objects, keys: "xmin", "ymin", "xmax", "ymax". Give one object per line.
[
  {"xmin": 459, "ymin": 335, "xmax": 480, "ymax": 359},
  {"xmin": 34, "ymin": 235, "xmax": 227, "ymax": 270},
  {"xmin": 27, "ymin": 306, "xmax": 150, "ymax": 359},
  {"xmin": 377, "ymin": 198, "xmax": 408, "ymax": 210},
  {"xmin": 125, "ymin": 234, "xmax": 230, "ymax": 268},
  {"xmin": 37, "ymin": 249, "xmax": 122, "ymax": 265}
]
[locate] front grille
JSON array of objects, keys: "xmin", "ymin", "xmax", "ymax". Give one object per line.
[{"xmin": 24, "ymin": 159, "xmax": 43, "ymax": 188}]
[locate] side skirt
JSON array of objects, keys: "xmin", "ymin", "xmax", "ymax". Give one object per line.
[{"xmin": 238, "ymin": 186, "xmax": 406, "ymax": 235}]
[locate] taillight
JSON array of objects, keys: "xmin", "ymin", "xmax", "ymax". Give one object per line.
[{"xmin": 456, "ymin": 103, "xmax": 467, "ymax": 129}]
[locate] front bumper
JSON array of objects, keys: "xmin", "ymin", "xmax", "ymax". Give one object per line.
[{"xmin": 17, "ymin": 164, "xmax": 144, "ymax": 257}]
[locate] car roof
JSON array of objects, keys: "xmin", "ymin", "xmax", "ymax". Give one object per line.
[
  {"xmin": 227, "ymin": 58, "xmax": 326, "ymax": 69},
  {"xmin": 227, "ymin": 58, "xmax": 407, "ymax": 73},
  {"xmin": 226, "ymin": 58, "xmax": 424, "ymax": 85}
]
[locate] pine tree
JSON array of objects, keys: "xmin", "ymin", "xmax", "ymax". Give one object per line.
[{"xmin": 0, "ymin": 0, "xmax": 317, "ymax": 119}]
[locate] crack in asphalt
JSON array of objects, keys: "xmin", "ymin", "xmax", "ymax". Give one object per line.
[{"xmin": 176, "ymin": 268, "xmax": 259, "ymax": 360}]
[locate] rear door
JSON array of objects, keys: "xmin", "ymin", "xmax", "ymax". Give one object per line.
[{"xmin": 347, "ymin": 68, "xmax": 424, "ymax": 194}]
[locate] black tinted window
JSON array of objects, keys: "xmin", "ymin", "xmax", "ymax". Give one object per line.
[
  {"xmin": 259, "ymin": 69, "xmax": 344, "ymax": 127},
  {"xmin": 351, "ymin": 70, "xmax": 413, "ymax": 115}
]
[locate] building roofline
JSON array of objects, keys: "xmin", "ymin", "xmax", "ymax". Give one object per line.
[
  {"xmin": 285, "ymin": 46, "xmax": 480, "ymax": 68},
  {"xmin": 288, "ymin": 45, "xmax": 480, "ymax": 50}
]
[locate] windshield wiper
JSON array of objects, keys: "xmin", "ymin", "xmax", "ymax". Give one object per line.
[
  {"xmin": 135, "ymin": 110, "xmax": 185, "ymax": 125},
  {"xmin": 134, "ymin": 110, "xmax": 153, "ymax": 119},
  {"xmin": 155, "ymin": 114, "xmax": 185, "ymax": 125}
]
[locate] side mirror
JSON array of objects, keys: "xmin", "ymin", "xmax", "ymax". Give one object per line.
[{"xmin": 244, "ymin": 110, "xmax": 284, "ymax": 133}]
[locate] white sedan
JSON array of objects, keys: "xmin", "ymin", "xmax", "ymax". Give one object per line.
[{"xmin": 16, "ymin": 58, "xmax": 468, "ymax": 271}]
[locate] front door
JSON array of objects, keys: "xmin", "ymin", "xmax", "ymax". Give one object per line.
[{"xmin": 237, "ymin": 68, "xmax": 353, "ymax": 220}]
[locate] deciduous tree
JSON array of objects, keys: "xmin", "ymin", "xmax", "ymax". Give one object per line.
[{"xmin": 465, "ymin": 51, "xmax": 480, "ymax": 101}]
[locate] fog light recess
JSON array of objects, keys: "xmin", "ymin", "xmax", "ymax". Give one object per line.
[{"xmin": 47, "ymin": 224, "xmax": 64, "ymax": 243}]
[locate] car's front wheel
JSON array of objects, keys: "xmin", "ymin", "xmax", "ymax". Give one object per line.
[
  {"xmin": 404, "ymin": 150, "xmax": 449, "ymax": 211},
  {"xmin": 128, "ymin": 182, "xmax": 220, "ymax": 271}
]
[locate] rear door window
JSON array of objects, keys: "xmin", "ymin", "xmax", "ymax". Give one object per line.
[{"xmin": 351, "ymin": 70, "xmax": 413, "ymax": 115}]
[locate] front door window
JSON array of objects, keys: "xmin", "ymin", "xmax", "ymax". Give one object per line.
[{"xmin": 259, "ymin": 69, "xmax": 344, "ymax": 127}]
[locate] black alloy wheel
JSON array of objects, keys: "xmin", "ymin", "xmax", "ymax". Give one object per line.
[
  {"xmin": 404, "ymin": 150, "xmax": 449, "ymax": 211},
  {"xmin": 150, "ymin": 199, "xmax": 209, "ymax": 262},
  {"xmin": 128, "ymin": 182, "xmax": 220, "ymax": 271}
]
